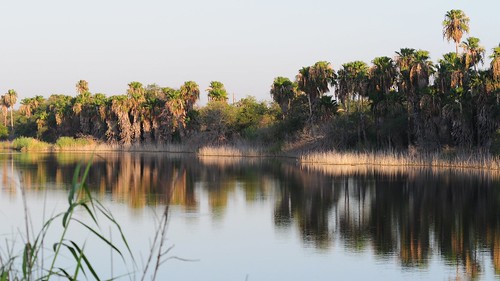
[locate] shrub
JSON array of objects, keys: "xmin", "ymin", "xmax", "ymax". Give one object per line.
[
  {"xmin": 11, "ymin": 137, "xmax": 52, "ymax": 151},
  {"xmin": 55, "ymin": 136, "xmax": 95, "ymax": 149},
  {"xmin": 0, "ymin": 124, "xmax": 8, "ymax": 140}
]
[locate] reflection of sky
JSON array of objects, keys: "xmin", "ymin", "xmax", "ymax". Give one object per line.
[{"xmin": 1, "ymin": 159, "xmax": 499, "ymax": 280}]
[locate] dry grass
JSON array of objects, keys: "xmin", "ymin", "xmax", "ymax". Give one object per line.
[
  {"xmin": 299, "ymin": 150, "xmax": 500, "ymax": 171},
  {"xmin": 197, "ymin": 145, "xmax": 269, "ymax": 157},
  {"xmin": 54, "ymin": 141, "xmax": 197, "ymax": 153}
]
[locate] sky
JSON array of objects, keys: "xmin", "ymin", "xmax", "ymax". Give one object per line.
[{"xmin": 0, "ymin": 0, "xmax": 498, "ymax": 105}]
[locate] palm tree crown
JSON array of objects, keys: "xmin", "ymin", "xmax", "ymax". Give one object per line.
[{"xmin": 443, "ymin": 9, "xmax": 470, "ymax": 54}]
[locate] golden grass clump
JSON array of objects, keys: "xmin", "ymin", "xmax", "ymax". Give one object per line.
[
  {"xmin": 197, "ymin": 145, "xmax": 267, "ymax": 157},
  {"xmin": 298, "ymin": 150, "xmax": 500, "ymax": 171}
]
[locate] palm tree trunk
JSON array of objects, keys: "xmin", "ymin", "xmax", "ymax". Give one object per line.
[{"xmin": 10, "ymin": 107, "xmax": 13, "ymax": 129}]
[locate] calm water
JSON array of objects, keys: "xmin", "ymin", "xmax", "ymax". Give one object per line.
[{"xmin": 0, "ymin": 152, "xmax": 499, "ymax": 280}]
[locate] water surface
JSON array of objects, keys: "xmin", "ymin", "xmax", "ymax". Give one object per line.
[{"xmin": 0, "ymin": 152, "xmax": 499, "ymax": 280}]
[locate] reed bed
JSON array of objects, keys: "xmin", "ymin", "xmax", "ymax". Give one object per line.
[
  {"xmin": 197, "ymin": 145, "xmax": 269, "ymax": 157},
  {"xmin": 299, "ymin": 150, "xmax": 500, "ymax": 171}
]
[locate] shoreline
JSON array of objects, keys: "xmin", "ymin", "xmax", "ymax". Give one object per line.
[{"xmin": 3, "ymin": 139, "xmax": 499, "ymax": 171}]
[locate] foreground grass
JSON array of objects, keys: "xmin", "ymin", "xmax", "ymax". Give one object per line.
[{"xmin": 0, "ymin": 156, "xmax": 173, "ymax": 280}]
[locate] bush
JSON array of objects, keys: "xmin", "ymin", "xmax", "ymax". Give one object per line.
[
  {"xmin": 55, "ymin": 136, "xmax": 94, "ymax": 149},
  {"xmin": 12, "ymin": 137, "xmax": 52, "ymax": 151},
  {"xmin": 0, "ymin": 124, "xmax": 8, "ymax": 140}
]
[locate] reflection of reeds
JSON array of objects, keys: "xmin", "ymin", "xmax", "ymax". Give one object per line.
[
  {"xmin": 300, "ymin": 162, "xmax": 500, "ymax": 180},
  {"xmin": 197, "ymin": 155, "xmax": 263, "ymax": 167},
  {"xmin": 299, "ymin": 151, "xmax": 500, "ymax": 171}
]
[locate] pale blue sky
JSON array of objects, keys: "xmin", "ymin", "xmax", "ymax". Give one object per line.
[{"xmin": 0, "ymin": 0, "xmax": 498, "ymax": 105}]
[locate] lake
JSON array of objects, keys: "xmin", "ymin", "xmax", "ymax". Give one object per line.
[{"xmin": 0, "ymin": 152, "xmax": 499, "ymax": 280}]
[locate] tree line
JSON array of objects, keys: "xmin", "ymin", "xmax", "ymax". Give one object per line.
[{"xmin": 2, "ymin": 9, "xmax": 500, "ymax": 152}]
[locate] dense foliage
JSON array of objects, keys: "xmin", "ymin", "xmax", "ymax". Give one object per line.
[{"xmin": 2, "ymin": 10, "xmax": 499, "ymax": 152}]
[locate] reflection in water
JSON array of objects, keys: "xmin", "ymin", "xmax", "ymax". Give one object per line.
[{"xmin": 1, "ymin": 153, "xmax": 499, "ymax": 279}]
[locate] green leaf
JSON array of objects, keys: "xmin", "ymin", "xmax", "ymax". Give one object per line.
[
  {"xmin": 69, "ymin": 241, "xmax": 100, "ymax": 281},
  {"xmin": 70, "ymin": 163, "xmax": 81, "ymax": 204},
  {"xmin": 73, "ymin": 219, "xmax": 123, "ymax": 257}
]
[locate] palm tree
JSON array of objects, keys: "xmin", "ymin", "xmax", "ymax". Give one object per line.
[
  {"xmin": 20, "ymin": 95, "xmax": 45, "ymax": 118},
  {"xmin": 443, "ymin": 9, "xmax": 470, "ymax": 54},
  {"xmin": 460, "ymin": 37, "xmax": 485, "ymax": 71},
  {"xmin": 336, "ymin": 61, "xmax": 369, "ymax": 143},
  {"xmin": 76, "ymin": 80, "xmax": 89, "ymax": 95},
  {"xmin": 369, "ymin": 56, "xmax": 398, "ymax": 146},
  {"xmin": 409, "ymin": 50, "xmax": 434, "ymax": 146},
  {"xmin": 296, "ymin": 61, "xmax": 336, "ymax": 123},
  {"xmin": 165, "ymin": 89, "xmax": 186, "ymax": 137},
  {"xmin": 491, "ymin": 44, "xmax": 500, "ymax": 81},
  {"xmin": 127, "ymin": 81, "xmax": 146, "ymax": 143},
  {"xmin": 436, "ymin": 52, "xmax": 464, "ymax": 93},
  {"xmin": 270, "ymin": 77, "xmax": 295, "ymax": 119},
  {"xmin": 4, "ymin": 89, "xmax": 18, "ymax": 129},
  {"xmin": 73, "ymin": 80, "xmax": 92, "ymax": 135},
  {"xmin": 110, "ymin": 95, "xmax": 132, "ymax": 145},
  {"xmin": 370, "ymin": 56, "xmax": 397, "ymax": 94},
  {"xmin": 336, "ymin": 61, "xmax": 369, "ymax": 112},
  {"xmin": 180, "ymin": 81, "xmax": 200, "ymax": 112},
  {"xmin": 0, "ymin": 95, "xmax": 7, "ymax": 126},
  {"xmin": 207, "ymin": 81, "xmax": 228, "ymax": 102}
]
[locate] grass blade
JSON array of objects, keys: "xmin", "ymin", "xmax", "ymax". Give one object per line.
[{"xmin": 73, "ymin": 219, "xmax": 123, "ymax": 257}]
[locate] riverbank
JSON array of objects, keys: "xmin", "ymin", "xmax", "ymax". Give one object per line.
[{"xmin": 3, "ymin": 137, "xmax": 499, "ymax": 171}]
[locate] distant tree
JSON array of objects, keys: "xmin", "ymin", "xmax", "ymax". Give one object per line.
[
  {"xmin": 296, "ymin": 61, "xmax": 336, "ymax": 123},
  {"xmin": 460, "ymin": 37, "xmax": 485, "ymax": 71},
  {"xmin": 491, "ymin": 44, "xmax": 500, "ymax": 81},
  {"xmin": 4, "ymin": 89, "xmax": 18, "ymax": 129},
  {"xmin": 180, "ymin": 81, "xmax": 200, "ymax": 112},
  {"xmin": 443, "ymin": 9, "xmax": 470, "ymax": 54},
  {"xmin": 207, "ymin": 81, "xmax": 228, "ymax": 102},
  {"xmin": 127, "ymin": 81, "xmax": 146, "ymax": 143},
  {"xmin": 270, "ymin": 77, "xmax": 295, "ymax": 119}
]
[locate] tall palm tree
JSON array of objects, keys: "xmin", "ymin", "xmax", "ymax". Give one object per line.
[
  {"xmin": 0, "ymin": 95, "xmax": 7, "ymax": 126},
  {"xmin": 20, "ymin": 95, "xmax": 45, "ymax": 119},
  {"xmin": 336, "ymin": 61, "xmax": 369, "ymax": 111},
  {"xmin": 409, "ymin": 50, "xmax": 434, "ymax": 146},
  {"xmin": 409, "ymin": 50, "xmax": 434, "ymax": 91},
  {"xmin": 110, "ymin": 95, "xmax": 132, "ymax": 145},
  {"xmin": 443, "ymin": 9, "xmax": 470, "ymax": 54},
  {"xmin": 270, "ymin": 77, "xmax": 295, "ymax": 119},
  {"xmin": 460, "ymin": 37, "xmax": 485, "ymax": 71},
  {"xmin": 296, "ymin": 61, "xmax": 336, "ymax": 123},
  {"xmin": 76, "ymin": 80, "xmax": 89, "ymax": 95},
  {"xmin": 180, "ymin": 81, "xmax": 200, "ymax": 112},
  {"xmin": 369, "ymin": 56, "xmax": 398, "ymax": 146},
  {"xmin": 4, "ymin": 89, "xmax": 18, "ymax": 129},
  {"xmin": 127, "ymin": 82, "xmax": 146, "ymax": 143},
  {"xmin": 73, "ymin": 80, "xmax": 92, "ymax": 135},
  {"xmin": 336, "ymin": 61, "xmax": 369, "ymax": 143},
  {"xmin": 370, "ymin": 56, "xmax": 397, "ymax": 94},
  {"xmin": 436, "ymin": 52, "xmax": 464, "ymax": 93},
  {"xmin": 165, "ymin": 89, "xmax": 186, "ymax": 137},
  {"xmin": 206, "ymin": 81, "xmax": 228, "ymax": 102},
  {"xmin": 491, "ymin": 44, "xmax": 500, "ymax": 81}
]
